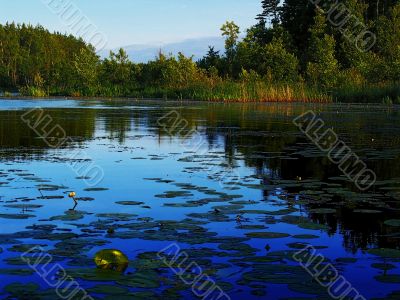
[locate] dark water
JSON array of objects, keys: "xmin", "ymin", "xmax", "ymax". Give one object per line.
[{"xmin": 0, "ymin": 99, "xmax": 399, "ymax": 299}]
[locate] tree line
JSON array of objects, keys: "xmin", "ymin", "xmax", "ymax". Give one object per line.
[{"xmin": 1, "ymin": 0, "xmax": 400, "ymax": 102}]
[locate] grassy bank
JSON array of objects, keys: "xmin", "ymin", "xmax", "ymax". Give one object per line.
[
  {"xmin": 7, "ymin": 81, "xmax": 400, "ymax": 104},
  {"xmin": 332, "ymin": 84, "xmax": 400, "ymax": 104},
  {"xmin": 155, "ymin": 82, "xmax": 330, "ymax": 102}
]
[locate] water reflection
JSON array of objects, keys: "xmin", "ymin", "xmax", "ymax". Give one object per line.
[{"xmin": 1, "ymin": 100, "xmax": 400, "ymax": 254}]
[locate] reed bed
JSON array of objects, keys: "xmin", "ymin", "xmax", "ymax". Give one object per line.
[{"xmin": 13, "ymin": 80, "xmax": 400, "ymax": 104}]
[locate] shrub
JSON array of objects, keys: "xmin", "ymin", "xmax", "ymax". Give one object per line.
[{"xmin": 19, "ymin": 86, "xmax": 48, "ymax": 97}]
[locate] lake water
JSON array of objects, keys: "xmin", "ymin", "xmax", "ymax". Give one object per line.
[{"xmin": 0, "ymin": 99, "xmax": 399, "ymax": 299}]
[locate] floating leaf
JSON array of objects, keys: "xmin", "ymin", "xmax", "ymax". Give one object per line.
[
  {"xmin": 3, "ymin": 204, "xmax": 42, "ymax": 209},
  {"xmin": 371, "ymin": 263, "xmax": 396, "ymax": 271},
  {"xmin": 384, "ymin": 219, "xmax": 400, "ymax": 227},
  {"xmin": 292, "ymin": 234, "xmax": 319, "ymax": 239},
  {"xmin": 353, "ymin": 209, "xmax": 382, "ymax": 214},
  {"xmin": 0, "ymin": 213, "xmax": 35, "ymax": 219},
  {"xmin": 94, "ymin": 249, "xmax": 129, "ymax": 272},
  {"xmin": 309, "ymin": 208, "xmax": 336, "ymax": 214},
  {"xmin": 335, "ymin": 257, "xmax": 357, "ymax": 264},
  {"xmin": 116, "ymin": 201, "xmax": 144, "ymax": 206},
  {"xmin": 374, "ymin": 275, "xmax": 400, "ymax": 284},
  {"xmin": 88, "ymin": 284, "xmax": 128, "ymax": 295},
  {"xmin": 368, "ymin": 248, "xmax": 400, "ymax": 258},
  {"xmin": 297, "ymin": 222, "xmax": 329, "ymax": 230},
  {"xmin": 245, "ymin": 232, "xmax": 290, "ymax": 239},
  {"xmin": 84, "ymin": 187, "xmax": 109, "ymax": 192}
]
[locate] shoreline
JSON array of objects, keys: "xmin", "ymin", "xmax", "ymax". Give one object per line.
[{"xmin": 0, "ymin": 95, "xmax": 398, "ymax": 107}]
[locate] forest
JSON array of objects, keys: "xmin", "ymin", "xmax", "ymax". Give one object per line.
[{"xmin": 1, "ymin": 0, "xmax": 400, "ymax": 102}]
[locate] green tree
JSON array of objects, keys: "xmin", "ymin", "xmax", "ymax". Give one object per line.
[
  {"xmin": 73, "ymin": 47, "xmax": 100, "ymax": 94},
  {"xmin": 221, "ymin": 21, "xmax": 240, "ymax": 54},
  {"xmin": 102, "ymin": 48, "xmax": 132, "ymax": 85},
  {"xmin": 375, "ymin": 3, "xmax": 400, "ymax": 78},
  {"xmin": 221, "ymin": 21, "xmax": 240, "ymax": 76},
  {"xmin": 197, "ymin": 46, "xmax": 222, "ymax": 74},
  {"xmin": 258, "ymin": 0, "xmax": 280, "ymax": 24},
  {"xmin": 261, "ymin": 38, "xmax": 299, "ymax": 83},
  {"xmin": 306, "ymin": 11, "xmax": 339, "ymax": 88},
  {"xmin": 236, "ymin": 23, "xmax": 294, "ymax": 75},
  {"xmin": 280, "ymin": 0, "xmax": 315, "ymax": 57}
]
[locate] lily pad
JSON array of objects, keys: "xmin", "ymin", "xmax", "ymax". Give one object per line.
[
  {"xmin": 88, "ymin": 284, "xmax": 128, "ymax": 294},
  {"xmin": 371, "ymin": 263, "xmax": 396, "ymax": 270},
  {"xmin": 368, "ymin": 248, "xmax": 400, "ymax": 258},
  {"xmin": 50, "ymin": 210, "xmax": 86, "ymax": 221},
  {"xmin": 84, "ymin": 187, "xmax": 109, "ymax": 191},
  {"xmin": 155, "ymin": 190, "xmax": 193, "ymax": 198},
  {"xmin": 292, "ymin": 234, "xmax": 320, "ymax": 239},
  {"xmin": 0, "ymin": 268, "xmax": 35, "ymax": 276},
  {"xmin": 297, "ymin": 222, "xmax": 329, "ymax": 231},
  {"xmin": 95, "ymin": 249, "xmax": 129, "ymax": 272},
  {"xmin": 384, "ymin": 219, "xmax": 400, "ymax": 227},
  {"xmin": 3, "ymin": 204, "xmax": 42, "ymax": 209},
  {"xmin": 309, "ymin": 208, "xmax": 336, "ymax": 214},
  {"xmin": 96, "ymin": 213, "xmax": 137, "ymax": 221},
  {"xmin": 353, "ymin": 209, "xmax": 382, "ymax": 214},
  {"xmin": 116, "ymin": 201, "xmax": 144, "ymax": 206},
  {"xmin": 67, "ymin": 268, "xmax": 124, "ymax": 281},
  {"xmin": 335, "ymin": 257, "xmax": 358, "ymax": 264},
  {"xmin": 0, "ymin": 213, "xmax": 35, "ymax": 219},
  {"xmin": 245, "ymin": 232, "xmax": 290, "ymax": 239},
  {"xmin": 236, "ymin": 225, "xmax": 268, "ymax": 230},
  {"xmin": 375, "ymin": 275, "xmax": 400, "ymax": 283},
  {"xmin": 4, "ymin": 283, "xmax": 39, "ymax": 294},
  {"xmin": 117, "ymin": 270, "xmax": 160, "ymax": 288}
]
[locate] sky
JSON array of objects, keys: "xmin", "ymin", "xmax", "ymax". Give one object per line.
[{"xmin": 0, "ymin": 0, "xmax": 261, "ymax": 49}]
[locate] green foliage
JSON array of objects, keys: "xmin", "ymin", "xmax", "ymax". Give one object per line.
[
  {"xmin": 261, "ymin": 38, "xmax": 299, "ymax": 83},
  {"xmin": 221, "ymin": 21, "xmax": 240, "ymax": 54},
  {"xmin": 19, "ymin": 86, "xmax": 48, "ymax": 97},
  {"xmin": 101, "ymin": 49, "xmax": 132, "ymax": 85},
  {"xmin": 374, "ymin": 5, "xmax": 400, "ymax": 81},
  {"xmin": 0, "ymin": 22, "xmax": 88, "ymax": 93},
  {"xmin": 258, "ymin": 0, "xmax": 280, "ymax": 23},
  {"xmin": 73, "ymin": 47, "xmax": 100, "ymax": 95},
  {"xmin": 139, "ymin": 52, "xmax": 211, "ymax": 93},
  {"xmin": 306, "ymin": 11, "xmax": 339, "ymax": 88},
  {"xmin": 197, "ymin": 47, "xmax": 223, "ymax": 74},
  {"xmin": 220, "ymin": 21, "xmax": 240, "ymax": 76},
  {"xmin": 382, "ymin": 96, "xmax": 393, "ymax": 105},
  {"xmin": 2, "ymin": 1, "xmax": 400, "ymax": 103},
  {"xmin": 98, "ymin": 48, "xmax": 138, "ymax": 96},
  {"xmin": 280, "ymin": 0, "xmax": 315, "ymax": 55},
  {"xmin": 333, "ymin": 84, "xmax": 400, "ymax": 103},
  {"xmin": 333, "ymin": 0, "xmax": 369, "ymax": 70}
]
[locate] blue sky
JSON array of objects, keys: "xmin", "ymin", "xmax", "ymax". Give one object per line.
[{"xmin": 1, "ymin": 0, "xmax": 261, "ymax": 49}]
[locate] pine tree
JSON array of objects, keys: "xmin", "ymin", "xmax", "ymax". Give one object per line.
[
  {"xmin": 258, "ymin": 0, "xmax": 280, "ymax": 24},
  {"xmin": 198, "ymin": 46, "xmax": 221, "ymax": 71},
  {"xmin": 280, "ymin": 0, "xmax": 315, "ymax": 57}
]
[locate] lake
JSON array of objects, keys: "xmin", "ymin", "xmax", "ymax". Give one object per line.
[{"xmin": 0, "ymin": 99, "xmax": 399, "ymax": 299}]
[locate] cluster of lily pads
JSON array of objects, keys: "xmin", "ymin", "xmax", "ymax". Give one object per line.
[
  {"xmin": 1, "ymin": 113, "xmax": 400, "ymax": 299},
  {"xmin": 0, "ymin": 166, "xmax": 400, "ymax": 299}
]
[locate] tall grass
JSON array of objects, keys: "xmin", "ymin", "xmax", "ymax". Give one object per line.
[
  {"xmin": 139, "ymin": 80, "xmax": 332, "ymax": 102},
  {"xmin": 19, "ymin": 86, "xmax": 48, "ymax": 97},
  {"xmin": 12, "ymin": 81, "xmax": 400, "ymax": 104},
  {"xmin": 332, "ymin": 83, "xmax": 400, "ymax": 104},
  {"xmin": 153, "ymin": 81, "xmax": 400, "ymax": 103}
]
